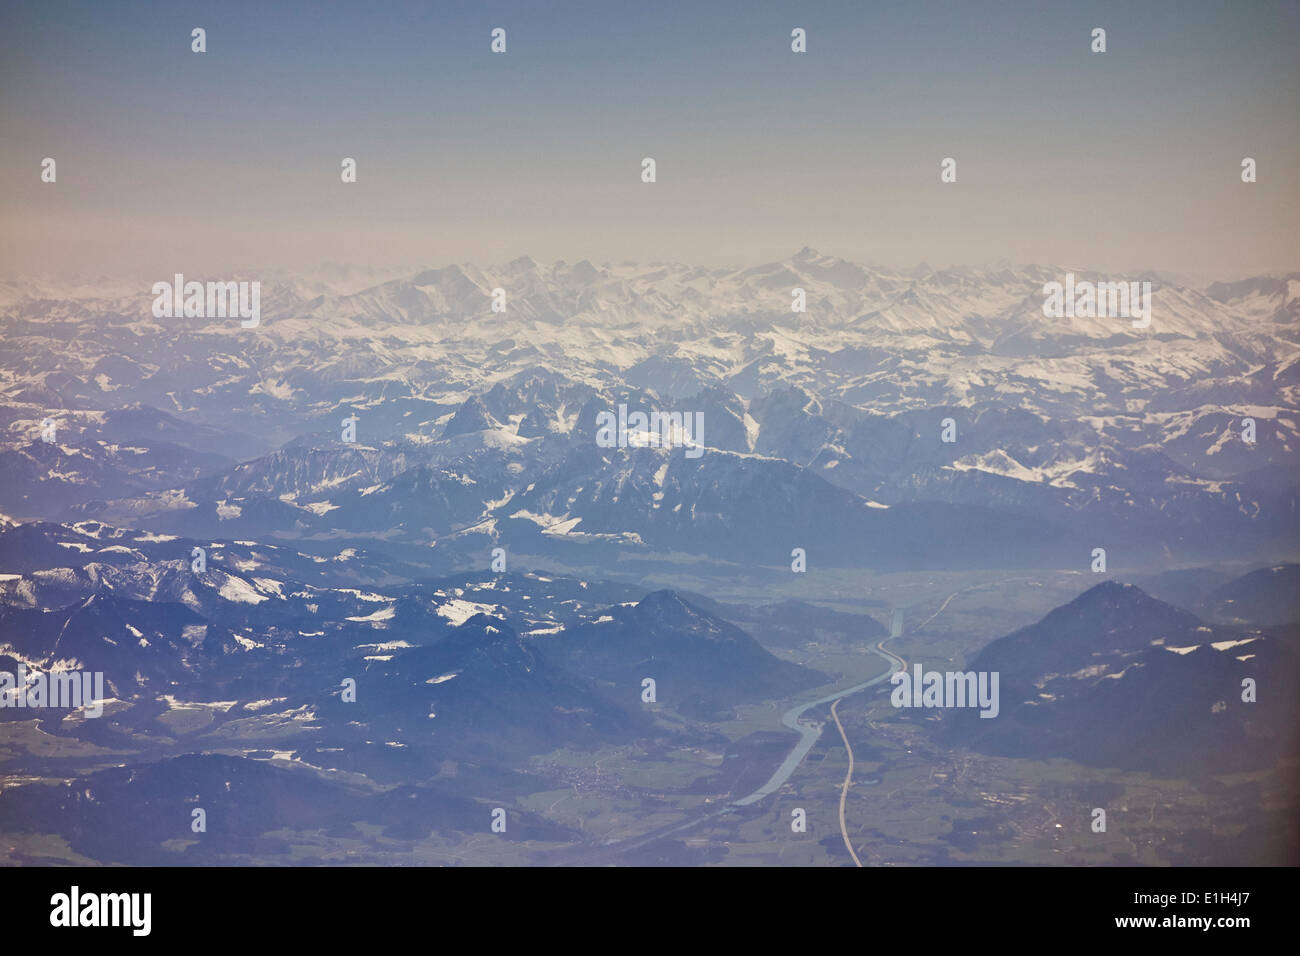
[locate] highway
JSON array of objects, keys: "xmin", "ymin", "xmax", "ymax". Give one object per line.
[
  {"xmin": 830, "ymin": 697, "xmax": 863, "ymax": 867},
  {"xmin": 731, "ymin": 634, "xmax": 905, "ymax": 807}
]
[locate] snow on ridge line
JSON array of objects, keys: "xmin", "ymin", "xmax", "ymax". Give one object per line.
[{"xmin": 436, "ymin": 598, "xmax": 500, "ymax": 625}]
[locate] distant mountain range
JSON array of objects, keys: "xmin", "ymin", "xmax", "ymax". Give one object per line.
[{"xmin": 2, "ymin": 252, "xmax": 1296, "ymax": 571}]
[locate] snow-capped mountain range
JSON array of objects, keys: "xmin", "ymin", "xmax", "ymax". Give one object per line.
[{"xmin": 2, "ymin": 250, "xmax": 1297, "ymax": 568}]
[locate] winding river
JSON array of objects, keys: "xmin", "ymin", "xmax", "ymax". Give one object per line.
[{"xmin": 731, "ymin": 637, "xmax": 906, "ymax": 806}]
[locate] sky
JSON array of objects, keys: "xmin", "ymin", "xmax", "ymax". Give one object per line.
[{"xmin": 1, "ymin": 0, "xmax": 1297, "ymax": 281}]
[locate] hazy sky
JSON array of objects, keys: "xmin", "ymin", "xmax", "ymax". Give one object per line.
[{"xmin": 2, "ymin": 0, "xmax": 1297, "ymax": 281}]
